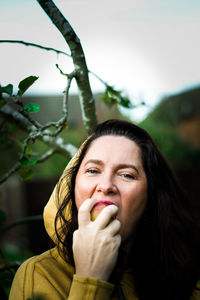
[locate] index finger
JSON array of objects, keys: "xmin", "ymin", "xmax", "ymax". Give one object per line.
[
  {"xmin": 78, "ymin": 198, "xmax": 97, "ymax": 226},
  {"xmin": 95, "ymin": 204, "xmax": 119, "ymax": 229}
]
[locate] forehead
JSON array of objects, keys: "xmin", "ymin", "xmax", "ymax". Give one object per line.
[{"xmin": 82, "ymin": 135, "xmax": 143, "ymax": 166}]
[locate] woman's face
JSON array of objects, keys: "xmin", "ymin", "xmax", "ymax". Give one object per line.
[{"xmin": 74, "ymin": 135, "xmax": 147, "ymax": 242}]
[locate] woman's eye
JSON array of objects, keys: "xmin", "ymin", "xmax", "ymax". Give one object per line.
[
  {"xmin": 121, "ymin": 173, "xmax": 135, "ymax": 180},
  {"xmin": 86, "ymin": 168, "xmax": 99, "ymax": 174}
]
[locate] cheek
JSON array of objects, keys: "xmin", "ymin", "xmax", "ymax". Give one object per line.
[
  {"xmin": 74, "ymin": 176, "xmax": 94, "ymax": 209},
  {"xmin": 74, "ymin": 180, "xmax": 84, "ymax": 210},
  {"xmin": 119, "ymin": 185, "xmax": 147, "ymax": 230},
  {"xmin": 122, "ymin": 184, "xmax": 147, "ymax": 211}
]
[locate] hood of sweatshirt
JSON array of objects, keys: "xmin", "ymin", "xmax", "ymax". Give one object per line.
[{"xmin": 43, "ymin": 146, "xmax": 82, "ymax": 243}]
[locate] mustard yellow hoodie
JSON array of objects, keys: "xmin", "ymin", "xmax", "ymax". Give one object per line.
[{"xmin": 9, "ymin": 151, "xmax": 200, "ymax": 300}]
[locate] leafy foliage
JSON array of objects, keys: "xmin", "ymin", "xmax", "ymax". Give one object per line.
[
  {"xmin": 0, "ymin": 84, "xmax": 13, "ymax": 96},
  {"xmin": 17, "ymin": 76, "xmax": 39, "ymax": 96},
  {"xmin": 24, "ymin": 103, "xmax": 40, "ymax": 114},
  {"xmin": 102, "ymin": 85, "xmax": 132, "ymax": 108},
  {"xmin": 139, "ymin": 106, "xmax": 200, "ymax": 167},
  {"xmin": 19, "ymin": 156, "xmax": 38, "ymax": 167}
]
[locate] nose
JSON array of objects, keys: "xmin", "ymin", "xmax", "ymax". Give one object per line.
[{"xmin": 96, "ymin": 175, "xmax": 117, "ymax": 194}]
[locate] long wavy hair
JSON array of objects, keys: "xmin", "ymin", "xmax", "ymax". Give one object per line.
[{"xmin": 55, "ymin": 119, "xmax": 199, "ymax": 300}]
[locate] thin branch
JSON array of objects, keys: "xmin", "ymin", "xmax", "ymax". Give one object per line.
[
  {"xmin": 0, "ymin": 39, "xmax": 71, "ymax": 57},
  {"xmin": 43, "ymin": 135, "xmax": 77, "ymax": 156},
  {"xmin": 41, "ymin": 70, "xmax": 75, "ymax": 131},
  {"xmin": 0, "ymin": 261, "xmax": 21, "ymax": 271},
  {"xmin": 0, "ymin": 39, "xmax": 109, "ymax": 91},
  {"xmin": 0, "ymin": 163, "xmax": 21, "ymax": 185},
  {"xmin": 0, "ymin": 104, "xmax": 36, "ymax": 132},
  {"xmin": 63, "ymin": 71, "xmax": 76, "ymax": 115},
  {"xmin": 36, "ymin": 0, "xmax": 98, "ymax": 133},
  {"xmin": 0, "ymin": 147, "xmax": 57, "ymax": 185},
  {"xmin": 37, "ymin": 148, "xmax": 57, "ymax": 163},
  {"xmin": 0, "ymin": 215, "xmax": 43, "ymax": 232},
  {"xmin": 89, "ymin": 70, "xmax": 109, "ymax": 87},
  {"xmin": 21, "ymin": 111, "xmax": 42, "ymax": 129},
  {"xmin": 0, "ymin": 102, "xmax": 77, "ymax": 184},
  {"xmin": 0, "ymin": 104, "xmax": 77, "ymax": 157}
]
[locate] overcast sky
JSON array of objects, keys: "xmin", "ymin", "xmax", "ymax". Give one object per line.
[{"xmin": 1, "ymin": 0, "xmax": 200, "ymax": 121}]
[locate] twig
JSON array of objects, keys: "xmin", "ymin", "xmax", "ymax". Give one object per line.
[
  {"xmin": 0, "ymin": 105, "xmax": 78, "ymax": 156},
  {"xmin": 39, "ymin": 70, "xmax": 75, "ymax": 134},
  {"xmin": 0, "ymin": 261, "xmax": 21, "ymax": 271},
  {"xmin": 0, "ymin": 163, "xmax": 21, "ymax": 185},
  {"xmin": 0, "ymin": 147, "xmax": 57, "ymax": 185},
  {"xmin": 0, "ymin": 215, "xmax": 43, "ymax": 232},
  {"xmin": 0, "ymin": 39, "xmax": 71, "ymax": 57},
  {"xmin": 63, "ymin": 71, "xmax": 76, "ymax": 115},
  {"xmin": 21, "ymin": 111, "xmax": 42, "ymax": 129},
  {"xmin": 37, "ymin": 148, "xmax": 56, "ymax": 163},
  {"xmin": 89, "ymin": 70, "xmax": 109, "ymax": 87},
  {"xmin": 0, "ymin": 104, "xmax": 36, "ymax": 132},
  {"xmin": 0, "ymin": 39, "xmax": 111, "ymax": 95}
]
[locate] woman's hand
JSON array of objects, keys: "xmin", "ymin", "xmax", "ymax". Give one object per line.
[{"xmin": 72, "ymin": 198, "xmax": 121, "ymax": 282}]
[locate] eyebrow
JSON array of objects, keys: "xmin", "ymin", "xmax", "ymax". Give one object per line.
[{"xmin": 84, "ymin": 159, "xmax": 139, "ymax": 174}]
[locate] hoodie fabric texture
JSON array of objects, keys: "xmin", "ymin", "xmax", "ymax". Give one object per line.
[{"xmin": 9, "ymin": 150, "xmax": 200, "ymax": 300}]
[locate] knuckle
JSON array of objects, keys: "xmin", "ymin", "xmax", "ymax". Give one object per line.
[{"xmin": 102, "ymin": 235, "xmax": 112, "ymax": 246}]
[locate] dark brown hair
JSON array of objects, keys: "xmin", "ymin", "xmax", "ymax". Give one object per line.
[{"xmin": 55, "ymin": 119, "xmax": 199, "ymax": 299}]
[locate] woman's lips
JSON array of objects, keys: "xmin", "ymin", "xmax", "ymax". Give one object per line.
[{"xmin": 91, "ymin": 200, "xmax": 116, "ymax": 221}]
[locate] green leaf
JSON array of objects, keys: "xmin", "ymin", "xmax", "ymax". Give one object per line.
[
  {"xmin": 101, "ymin": 88, "xmax": 116, "ymax": 107},
  {"xmin": 0, "ymin": 84, "xmax": 13, "ymax": 95},
  {"xmin": 19, "ymin": 157, "xmax": 29, "ymax": 167},
  {"xmin": 101, "ymin": 86, "xmax": 132, "ymax": 109},
  {"xmin": 29, "ymin": 158, "xmax": 38, "ymax": 166},
  {"xmin": 24, "ymin": 103, "xmax": 40, "ymax": 114},
  {"xmin": 0, "ymin": 98, "xmax": 6, "ymax": 108},
  {"xmin": 119, "ymin": 97, "xmax": 132, "ymax": 108},
  {"xmin": 17, "ymin": 76, "xmax": 39, "ymax": 96},
  {"xmin": 0, "ymin": 209, "xmax": 6, "ymax": 223},
  {"xmin": 19, "ymin": 167, "xmax": 34, "ymax": 181},
  {"xmin": 19, "ymin": 156, "xmax": 38, "ymax": 167},
  {"xmin": 25, "ymin": 146, "xmax": 32, "ymax": 155}
]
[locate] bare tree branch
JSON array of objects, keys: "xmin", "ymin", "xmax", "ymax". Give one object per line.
[
  {"xmin": 0, "ymin": 163, "xmax": 21, "ymax": 185},
  {"xmin": 0, "ymin": 104, "xmax": 77, "ymax": 156},
  {"xmin": 0, "ymin": 215, "xmax": 43, "ymax": 232},
  {"xmin": 0, "ymin": 39, "xmax": 109, "ymax": 90},
  {"xmin": 0, "ymin": 68, "xmax": 78, "ymax": 185},
  {"xmin": 0, "ymin": 261, "xmax": 21, "ymax": 271},
  {"xmin": 36, "ymin": 0, "xmax": 98, "ymax": 133},
  {"xmin": 0, "ymin": 39, "xmax": 71, "ymax": 57},
  {"xmin": 0, "ymin": 104, "xmax": 35, "ymax": 132},
  {"xmin": 37, "ymin": 148, "xmax": 56, "ymax": 163},
  {"xmin": 41, "ymin": 70, "xmax": 75, "ymax": 131},
  {"xmin": 0, "ymin": 147, "xmax": 58, "ymax": 185}
]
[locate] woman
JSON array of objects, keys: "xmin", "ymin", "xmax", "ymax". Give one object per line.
[{"xmin": 9, "ymin": 119, "xmax": 200, "ymax": 300}]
